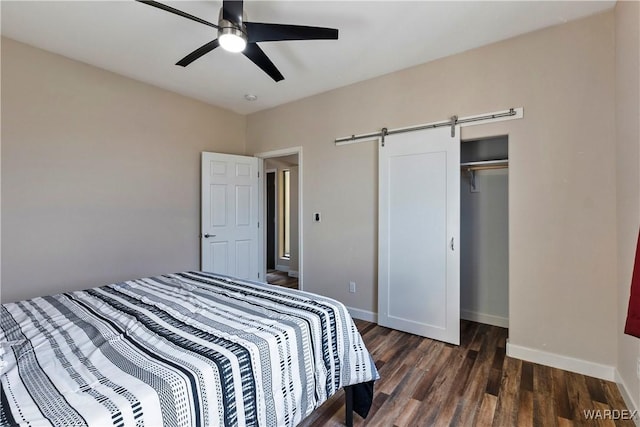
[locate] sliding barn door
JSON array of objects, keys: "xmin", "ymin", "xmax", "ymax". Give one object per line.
[
  {"xmin": 201, "ymin": 152, "xmax": 260, "ymax": 280},
  {"xmin": 378, "ymin": 126, "xmax": 460, "ymax": 344}
]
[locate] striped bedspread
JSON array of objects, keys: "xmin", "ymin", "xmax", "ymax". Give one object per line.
[{"xmin": 0, "ymin": 271, "xmax": 378, "ymax": 426}]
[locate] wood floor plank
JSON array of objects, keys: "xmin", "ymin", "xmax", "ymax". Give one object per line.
[
  {"xmin": 367, "ymin": 367, "xmax": 425, "ymax": 426},
  {"xmin": 431, "ymin": 349, "xmax": 478, "ymax": 425},
  {"xmin": 400, "ymin": 336, "xmax": 433, "ymax": 368},
  {"xmin": 534, "ymin": 364, "xmax": 558, "ymax": 427},
  {"xmin": 558, "ymin": 417, "xmax": 575, "ymax": 427},
  {"xmin": 566, "ymin": 371, "xmax": 598, "ymax": 426},
  {"xmin": 534, "ymin": 363, "xmax": 554, "ymax": 395},
  {"xmin": 476, "ymin": 393, "xmax": 499, "ymax": 426},
  {"xmin": 412, "ymin": 345, "xmax": 452, "ymax": 401},
  {"xmin": 517, "ymin": 390, "xmax": 534, "ymax": 427},
  {"xmin": 378, "ymin": 362, "xmax": 410, "ymax": 395},
  {"xmin": 521, "ymin": 361, "xmax": 534, "ymax": 392},
  {"xmin": 552, "ymin": 367, "xmax": 573, "ymax": 420},
  {"xmin": 468, "ymin": 322, "xmax": 490, "ymax": 352},
  {"xmin": 492, "ymin": 356, "xmax": 522, "ymax": 427},
  {"xmin": 298, "ymin": 320, "xmax": 634, "ymax": 427},
  {"xmin": 585, "ymin": 376, "xmax": 608, "ymax": 404},
  {"xmin": 392, "ymin": 398, "xmax": 421, "ymax": 427},
  {"xmin": 415, "ymin": 343, "xmax": 474, "ymax": 425},
  {"xmin": 534, "ymin": 389, "xmax": 558, "ymax": 427},
  {"xmin": 415, "ymin": 340, "xmax": 446, "ymax": 372}
]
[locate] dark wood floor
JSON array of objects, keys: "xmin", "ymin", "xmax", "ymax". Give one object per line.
[
  {"xmin": 300, "ymin": 320, "xmax": 634, "ymax": 427},
  {"xmin": 267, "ymin": 269, "xmax": 298, "ymax": 289}
]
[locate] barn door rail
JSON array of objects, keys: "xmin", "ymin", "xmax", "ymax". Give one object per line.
[{"xmin": 334, "ymin": 107, "xmax": 523, "ymax": 147}]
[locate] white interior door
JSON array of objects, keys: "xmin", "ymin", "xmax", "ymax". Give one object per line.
[
  {"xmin": 378, "ymin": 126, "xmax": 460, "ymax": 344},
  {"xmin": 201, "ymin": 152, "xmax": 260, "ymax": 280}
]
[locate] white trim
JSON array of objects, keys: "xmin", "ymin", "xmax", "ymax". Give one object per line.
[
  {"xmin": 615, "ymin": 369, "xmax": 640, "ymax": 424},
  {"xmin": 288, "ymin": 270, "xmax": 299, "ymax": 278},
  {"xmin": 461, "ymin": 309, "xmax": 509, "ymax": 328},
  {"xmin": 346, "ymin": 307, "xmax": 378, "ymax": 323},
  {"xmin": 275, "ymin": 264, "xmax": 290, "ymax": 273},
  {"xmin": 506, "ymin": 341, "xmax": 616, "ymax": 381},
  {"xmin": 336, "ymin": 107, "xmax": 524, "ymax": 146},
  {"xmin": 254, "ymin": 147, "xmax": 304, "ymax": 290},
  {"xmin": 254, "ymin": 147, "xmax": 302, "ymax": 159}
]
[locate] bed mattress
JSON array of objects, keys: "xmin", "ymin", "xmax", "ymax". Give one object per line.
[{"xmin": 0, "ymin": 271, "xmax": 378, "ymax": 427}]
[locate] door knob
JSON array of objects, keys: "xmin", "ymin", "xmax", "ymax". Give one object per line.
[{"xmin": 203, "ymin": 234, "xmax": 216, "ymax": 238}]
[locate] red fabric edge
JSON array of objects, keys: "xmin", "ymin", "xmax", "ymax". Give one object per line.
[{"xmin": 624, "ymin": 228, "xmax": 640, "ymax": 338}]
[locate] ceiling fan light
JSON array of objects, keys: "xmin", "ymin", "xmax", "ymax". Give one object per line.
[{"xmin": 219, "ymin": 27, "xmax": 247, "ymax": 53}]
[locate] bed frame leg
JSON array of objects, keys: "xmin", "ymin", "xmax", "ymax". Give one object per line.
[{"xmin": 345, "ymin": 385, "xmax": 354, "ymax": 427}]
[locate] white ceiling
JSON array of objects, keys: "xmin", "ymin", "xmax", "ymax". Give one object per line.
[{"xmin": 1, "ymin": 1, "xmax": 615, "ymax": 115}]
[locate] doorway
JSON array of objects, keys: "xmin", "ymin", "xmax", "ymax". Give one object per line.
[
  {"xmin": 266, "ymin": 170, "xmax": 276, "ymax": 271},
  {"xmin": 460, "ymin": 136, "xmax": 509, "ymax": 328},
  {"xmin": 256, "ymin": 147, "xmax": 303, "ymax": 290}
]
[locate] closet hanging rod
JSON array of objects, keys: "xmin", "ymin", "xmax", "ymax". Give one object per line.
[
  {"xmin": 335, "ymin": 107, "xmax": 523, "ymax": 146},
  {"xmin": 460, "ymin": 159, "xmax": 509, "ymax": 169},
  {"xmin": 462, "ymin": 164, "xmax": 509, "ymax": 172},
  {"xmin": 462, "ymin": 160, "xmax": 508, "ymax": 191}
]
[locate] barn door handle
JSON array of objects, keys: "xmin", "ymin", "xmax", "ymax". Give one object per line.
[
  {"xmin": 203, "ymin": 234, "xmax": 216, "ymax": 238},
  {"xmin": 450, "ymin": 237, "xmax": 455, "ymax": 251}
]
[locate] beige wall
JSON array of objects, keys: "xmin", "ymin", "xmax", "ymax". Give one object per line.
[
  {"xmin": 615, "ymin": 0, "xmax": 640, "ymax": 411},
  {"xmin": 247, "ymin": 11, "xmax": 618, "ymax": 372},
  {"xmin": 1, "ymin": 38, "xmax": 246, "ymax": 302}
]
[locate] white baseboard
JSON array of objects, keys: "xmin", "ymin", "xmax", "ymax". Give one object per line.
[
  {"xmin": 506, "ymin": 341, "xmax": 616, "ymax": 382},
  {"xmin": 615, "ymin": 369, "xmax": 640, "ymax": 425},
  {"xmin": 346, "ymin": 308, "xmax": 508, "ymax": 329},
  {"xmin": 288, "ymin": 270, "xmax": 299, "ymax": 278},
  {"xmin": 275, "ymin": 265, "xmax": 289, "ymax": 273},
  {"xmin": 461, "ymin": 309, "xmax": 509, "ymax": 328},
  {"xmin": 346, "ymin": 307, "xmax": 378, "ymax": 323}
]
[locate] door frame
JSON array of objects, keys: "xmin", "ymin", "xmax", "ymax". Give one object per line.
[{"xmin": 254, "ymin": 147, "xmax": 304, "ymax": 289}]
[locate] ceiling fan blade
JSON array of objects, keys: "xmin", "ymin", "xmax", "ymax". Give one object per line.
[
  {"xmin": 136, "ymin": 1, "xmax": 219, "ymax": 29},
  {"xmin": 245, "ymin": 22, "xmax": 338, "ymax": 43},
  {"xmin": 176, "ymin": 39, "xmax": 220, "ymax": 67},
  {"xmin": 222, "ymin": 0, "xmax": 244, "ymax": 25},
  {"xmin": 242, "ymin": 43, "xmax": 284, "ymax": 82}
]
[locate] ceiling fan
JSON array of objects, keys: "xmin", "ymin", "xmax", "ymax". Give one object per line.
[{"xmin": 137, "ymin": 0, "xmax": 339, "ymax": 82}]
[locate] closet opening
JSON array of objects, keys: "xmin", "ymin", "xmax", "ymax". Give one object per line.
[{"xmin": 460, "ymin": 135, "xmax": 509, "ymax": 329}]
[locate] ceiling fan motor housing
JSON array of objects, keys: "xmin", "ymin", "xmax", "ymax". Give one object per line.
[{"xmin": 218, "ymin": 8, "xmax": 247, "ymax": 52}]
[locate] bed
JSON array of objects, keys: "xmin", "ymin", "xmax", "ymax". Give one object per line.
[{"xmin": 0, "ymin": 271, "xmax": 378, "ymax": 426}]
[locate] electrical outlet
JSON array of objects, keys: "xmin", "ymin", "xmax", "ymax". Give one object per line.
[{"xmin": 349, "ymin": 281, "xmax": 356, "ymax": 293}]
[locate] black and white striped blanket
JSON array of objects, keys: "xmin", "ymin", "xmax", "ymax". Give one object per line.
[{"xmin": 0, "ymin": 271, "xmax": 378, "ymax": 426}]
